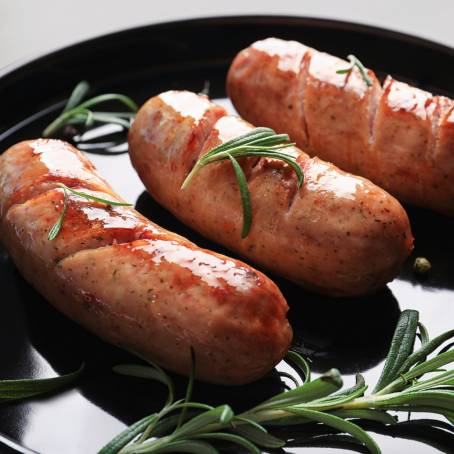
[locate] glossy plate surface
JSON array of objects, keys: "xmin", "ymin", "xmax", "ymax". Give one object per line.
[{"xmin": 0, "ymin": 16, "xmax": 453, "ymax": 454}]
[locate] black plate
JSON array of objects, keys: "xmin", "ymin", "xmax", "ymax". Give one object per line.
[{"xmin": 1, "ymin": 16, "xmax": 453, "ymax": 454}]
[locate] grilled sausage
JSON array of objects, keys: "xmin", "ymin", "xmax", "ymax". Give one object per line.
[
  {"xmin": 128, "ymin": 90, "xmax": 413, "ymax": 297},
  {"xmin": 227, "ymin": 37, "xmax": 454, "ymax": 216},
  {"xmin": 0, "ymin": 139, "xmax": 292, "ymax": 385}
]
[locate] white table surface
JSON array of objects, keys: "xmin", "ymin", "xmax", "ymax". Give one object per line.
[{"xmin": 1, "ymin": 0, "xmax": 454, "ymax": 70}]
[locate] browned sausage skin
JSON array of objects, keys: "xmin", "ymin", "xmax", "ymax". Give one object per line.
[
  {"xmin": 0, "ymin": 139, "xmax": 292, "ymax": 385},
  {"xmin": 227, "ymin": 38, "xmax": 454, "ymax": 216},
  {"xmin": 128, "ymin": 91, "xmax": 413, "ymax": 298}
]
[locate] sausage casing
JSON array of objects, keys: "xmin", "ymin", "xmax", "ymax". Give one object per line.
[
  {"xmin": 128, "ymin": 91, "xmax": 413, "ymax": 297},
  {"xmin": 0, "ymin": 139, "xmax": 292, "ymax": 385},
  {"xmin": 227, "ymin": 38, "xmax": 454, "ymax": 215}
]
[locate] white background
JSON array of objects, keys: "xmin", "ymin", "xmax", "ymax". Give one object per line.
[{"xmin": 1, "ymin": 0, "xmax": 454, "ymax": 70}]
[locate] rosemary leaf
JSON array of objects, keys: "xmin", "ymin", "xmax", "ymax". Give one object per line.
[
  {"xmin": 135, "ymin": 439, "xmax": 219, "ymax": 454},
  {"xmin": 373, "ymin": 390, "xmax": 454, "ymax": 413},
  {"xmin": 336, "ymin": 54, "xmax": 373, "ymax": 87},
  {"xmin": 180, "ymin": 127, "xmax": 302, "ymax": 237},
  {"xmin": 397, "ymin": 328, "xmax": 454, "ymax": 376},
  {"xmin": 403, "ymin": 350, "xmax": 454, "ymax": 381},
  {"xmin": 98, "ymin": 414, "xmax": 159, "ymax": 454},
  {"xmin": 56, "ymin": 183, "xmax": 132, "ymax": 207},
  {"xmin": 90, "ymin": 113, "xmax": 132, "ymax": 129},
  {"xmin": 373, "ymin": 309, "xmax": 419, "ymax": 393},
  {"xmin": 331, "ymin": 374, "xmax": 366, "ymax": 398},
  {"xmin": 252, "ymin": 369, "xmax": 342, "ymax": 411},
  {"xmin": 228, "ymin": 154, "xmax": 252, "ymax": 238},
  {"xmin": 233, "ymin": 416, "xmax": 268, "ymax": 433},
  {"xmin": 113, "ymin": 363, "xmax": 174, "ymax": 407},
  {"xmin": 76, "ymin": 93, "xmax": 137, "ymax": 112},
  {"xmin": 43, "ymin": 81, "xmax": 137, "ymax": 137},
  {"xmin": 407, "ymin": 369, "xmax": 454, "ymax": 392},
  {"xmin": 233, "ymin": 424, "xmax": 285, "ymax": 448},
  {"xmin": 284, "ymin": 408, "xmax": 380, "ymax": 454},
  {"xmin": 194, "ymin": 432, "xmax": 260, "ymax": 454},
  {"xmin": 48, "ymin": 184, "xmax": 132, "ymax": 241},
  {"xmin": 305, "ymin": 376, "xmax": 367, "ymax": 411},
  {"xmin": 64, "ymin": 80, "xmax": 90, "ymax": 112},
  {"xmin": 177, "ymin": 347, "xmax": 196, "ymax": 429},
  {"xmin": 173, "ymin": 405, "xmax": 235, "ymax": 439},
  {"xmin": 0, "ymin": 364, "xmax": 83, "ymax": 402},
  {"xmin": 101, "ymin": 310, "xmax": 454, "ymax": 454},
  {"xmin": 284, "ymin": 350, "xmax": 311, "ymax": 384},
  {"xmin": 148, "ymin": 413, "xmax": 197, "ymax": 438},
  {"xmin": 48, "ymin": 187, "xmax": 68, "ymax": 240},
  {"xmin": 330, "ymin": 409, "xmax": 397, "ymax": 425},
  {"xmin": 378, "ymin": 350, "xmax": 454, "ymax": 395},
  {"xmin": 418, "ymin": 322, "xmax": 430, "ymax": 347}
]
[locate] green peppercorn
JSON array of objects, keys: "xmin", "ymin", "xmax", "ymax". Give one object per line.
[{"xmin": 413, "ymin": 257, "xmax": 431, "ymax": 275}]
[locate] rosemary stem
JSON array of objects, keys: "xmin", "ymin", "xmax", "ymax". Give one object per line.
[
  {"xmin": 338, "ymin": 392, "xmax": 402, "ymax": 410},
  {"xmin": 120, "ymin": 434, "xmax": 174, "ymax": 454},
  {"xmin": 241, "ymin": 408, "xmax": 295, "ymax": 423},
  {"xmin": 43, "ymin": 110, "xmax": 76, "ymax": 137},
  {"xmin": 374, "ymin": 383, "xmax": 400, "ymax": 396},
  {"xmin": 181, "ymin": 162, "xmax": 205, "ymax": 190}
]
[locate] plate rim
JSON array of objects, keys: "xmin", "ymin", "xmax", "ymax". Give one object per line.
[
  {"xmin": 1, "ymin": 14, "xmax": 453, "ymax": 82},
  {"xmin": 1, "ymin": 13, "xmax": 454, "ymax": 454}
]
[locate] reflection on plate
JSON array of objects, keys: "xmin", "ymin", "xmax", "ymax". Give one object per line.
[{"xmin": 0, "ymin": 16, "xmax": 453, "ymax": 454}]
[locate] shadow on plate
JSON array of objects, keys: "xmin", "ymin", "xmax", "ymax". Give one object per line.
[
  {"xmin": 399, "ymin": 205, "xmax": 454, "ymax": 291},
  {"xmin": 272, "ymin": 418, "xmax": 454, "ymax": 454},
  {"xmin": 8, "ymin": 261, "xmax": 285, "ymax": 422},
  {"xmin": 0, "ymin": 190, "xmax": 402, "ymax": 433},
  {"xmin": 5, "ymin": 253, "xmax": 397, "ymax": 430},
  {"xmin": 136, "ymin": 190, "xmax": 401, "ymax": 374},
  {"xmin": 282, "ymin": 284, "xmax": 400, "ymax": 374},
  {"xmin": 0, "ymin": 196, "xmax": 446, "ymax": 454}
]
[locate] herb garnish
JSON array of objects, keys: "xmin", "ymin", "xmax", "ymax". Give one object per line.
[
  {"xmin": 199, "ymin": 80, "xmax": 211, "ymax": 96},
  {"xmin": 0, "ymin": 364, "xmax": 83, "ymax": 403},
  {"xmin": 336, "ymin": 54, "xmax": 373, "ymax": 87},
  {"xmin": 42, "ymin": 81, "xmax": 138, "ymax": 138},
  {"xmin": 48, "ymin": 183, "xmax": 132, "ymax": 240},
  {"xmin": 181, "ymin": 127, "xmax": 303, "ymax": 238},
  {"xmin": 99, "ymin": 309, "xmax": 454, "ymax": 454}
]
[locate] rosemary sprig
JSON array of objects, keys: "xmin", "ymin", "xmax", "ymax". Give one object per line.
[
  {"xmin": 336, "ymin": 54, "xmax": 373, "ymax": 87},
  {"xmin": 181, "ymin": 127, "xmax": 303, "ymax": 238},
  {"xmin": 0, "ymin": 364, "xmax": 83, "ymax": 402},
  {"xmin": 99, "ymin": 310, "xmax": 454, "ymax": 454},
  {"xmin": 48, "ymin": 183, "xmax": 132, "ymax": 240},
  {"xmin": 42, "ymin": 81, "xmax": 138, "ymax": 137}
]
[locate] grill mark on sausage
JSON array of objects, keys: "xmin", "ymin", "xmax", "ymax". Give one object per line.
[
  {"xmin": 286, "ymin": 154, "xmax": 309, "ymax": 212},
  {"xmin": 430, "ymin": 97, "xmax": 453, "ymax": 164},
  {"xmin": 286, "ymin": 176, "xmax": 299, "ymax": 211},
  {"xmin": 369, "ymin": 77, "xmax": 393, "ymax": 183},
  {"xmin": 1, "ymin": 139, "xmax": 293, "ymax": 385},
  {"xmin": 181, "ymin": 110, "xmax": 228, "ymax": 181},
  {"xmin": 1, "ymin": 141, "xmax": 159, "ymax": 264},
  {"xmin": 4, "ymin": 185, "xmax": 160, "ymax": 263},
  {"xmin": 229, "ymin": 39, "xmax": 454, "ymax": 214},
  {"xmin": 368, "ymin": 82, "xmax": 382, "ymax": 149},
  {"xmin": 245, "ymin": 156, "xmax": 262, "ymax": 182},
  {"xmin": 428, "ymin": 97, "xmax": 442, "ymax": 164},
  {"xmin": 297, "ymin": 51, "xmax": 312, "ymax": 149},
  {"xmin": 4, "ymin": 175, "xmax": 113, "ymax": 216}
]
